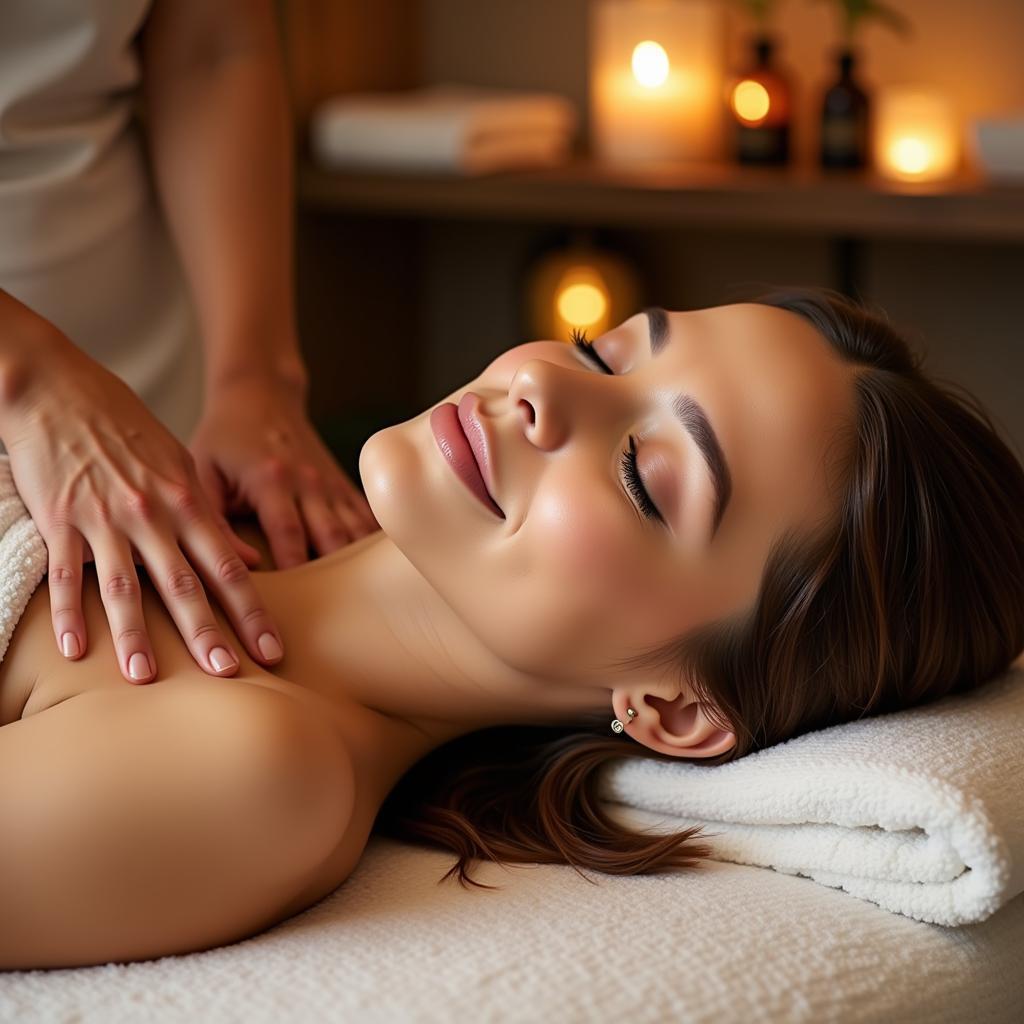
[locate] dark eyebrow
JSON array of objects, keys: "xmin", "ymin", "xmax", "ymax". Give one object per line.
[
  {"xmin": 644, "ymin": 305, "xmax": 671, "ymax": 355},
  {"xmin": 643, "ymin": 307, "xmax": 733, "ymax": 538}
]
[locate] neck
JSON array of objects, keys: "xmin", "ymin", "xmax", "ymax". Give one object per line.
[{"xmin": 253, "ymin": 532, "xmax": 610, "ymax": 795}]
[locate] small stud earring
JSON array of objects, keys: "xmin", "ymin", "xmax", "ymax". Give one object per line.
[{"xmin": 610, "ymin": 707, "xmax": 638, "ymax": 734}]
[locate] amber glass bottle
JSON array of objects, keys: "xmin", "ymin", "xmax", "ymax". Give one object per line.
[
  {"xmin": 730, "ymin": 36, "xmax": 792, "ymax": 166},
  {"xmin": 820, "ymin": 49, "xmax": 870, "ymax": 169}
]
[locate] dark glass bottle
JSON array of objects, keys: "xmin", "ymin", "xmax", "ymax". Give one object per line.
[
  {"xmin": 820, "ymin": 49, "xmax": 870, "ymax": 169},
  {"xmin": 731, "ymin": 36, "xmax": 792, "ymax": 166}
]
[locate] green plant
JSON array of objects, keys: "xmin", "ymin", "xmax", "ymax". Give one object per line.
[
  {"xmin": 811, "ymin": 0, "xmax": 912, "ymax": 45},
  {"xmin": 735, "ymin": 0, "xmax": 782, "ymax": 29}
]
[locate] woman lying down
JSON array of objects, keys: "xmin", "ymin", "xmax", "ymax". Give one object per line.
[{"xmin": 1, "ymin": 287, "xmax": 1022, "ymax": 970}]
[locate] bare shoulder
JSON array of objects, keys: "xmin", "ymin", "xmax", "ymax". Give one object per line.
[{"xmin": 0, "ymin": 681, "xmax": 358, "ymax": 968}]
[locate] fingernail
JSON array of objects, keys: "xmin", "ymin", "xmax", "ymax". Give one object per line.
[
  {"xmin": 61, "ymin": 632, "xmax": 80, "ymax": 658},
  {"xmin": 128, "ymin": 652, "xmax": 152, "ymax": 681},
  {"xmin": 257, "ymin": 632, "xmax": 283, "ymax": 661},
  {"xmin": 209, "ymin": 646, "xmax": 237, "ymax": 672}
]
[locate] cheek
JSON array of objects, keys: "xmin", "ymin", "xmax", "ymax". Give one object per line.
[
  {"xmin": 520, "ymin": 476, "xmax": 717, "ymax": 659},
  {"xmin": 531, "ymin": 486, "xmax": 634, "ymax": 600},
  {"xmin": 489, "ymin": 477, "xmax": 660, "ymax": 672}
]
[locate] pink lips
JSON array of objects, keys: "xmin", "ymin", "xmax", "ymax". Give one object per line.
[{"xmin": 430, "ymin": 394, "xmax": 504, "ymax": 518}]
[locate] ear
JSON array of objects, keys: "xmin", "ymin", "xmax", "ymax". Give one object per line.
[{"xmin": 611, "ymin": 688, "xmax": 736, "ymax": 759}]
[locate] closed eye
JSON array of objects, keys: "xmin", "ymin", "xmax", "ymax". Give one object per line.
[
  {"xmin": 568, "ymin": 327, "xmax": 665, "ymax": 526},
  {"xmin": 569, "ymin": 327, "xmax": 614, "ymax": 375}
]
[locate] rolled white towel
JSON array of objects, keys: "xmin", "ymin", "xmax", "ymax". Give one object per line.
[
  {"xmin": 0, "ymin": 456, "xmax": 47, "ymax": 665},
  {"xmin": 599, "ymin": 661, "xmax": 1024, "ymax": 927},
  {"xmin": 310, "ymin": 83, "xmax": 577, "ymax": 175}
]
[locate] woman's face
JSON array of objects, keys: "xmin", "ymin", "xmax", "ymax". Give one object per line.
[{"xmin": 359, "ymin": 303, "xmax": 857, "ymax": 684}]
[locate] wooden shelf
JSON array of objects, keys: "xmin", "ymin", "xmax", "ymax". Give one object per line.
[{"xmin": 298, "ymin": 157, "xmax": 1024, "ymax": 242}]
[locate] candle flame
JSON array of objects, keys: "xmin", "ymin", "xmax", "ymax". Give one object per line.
[
  {"xmin": 631, "ymin": 41, "xmax": 670, "ymax": 89},
  {"xmin": 557, "ymin": 281, "xmax": 608, "ymax": 328},
  {"xmin": 890, "ymin": 137, "xmax": 933, "ymax": 176}
]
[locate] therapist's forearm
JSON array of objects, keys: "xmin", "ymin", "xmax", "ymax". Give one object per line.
[
  {"xmin": 140, "ymin": 1, "xmax": 307, "ymax": 402},
  {"xmin": 0, "ymin": 289, "xmax": 71, "ymax": 412}
]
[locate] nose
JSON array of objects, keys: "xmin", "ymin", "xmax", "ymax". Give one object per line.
[{"xmin": 508, "ymin": 357, "xmax": 588, "ymax": 451}]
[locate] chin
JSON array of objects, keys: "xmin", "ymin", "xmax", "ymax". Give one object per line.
[{"xmin": 358, "ymin": 422, "xmax": 416, "ymax": 540}]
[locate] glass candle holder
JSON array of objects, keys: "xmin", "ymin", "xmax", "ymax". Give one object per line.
[
  {"xmin": 875, "ymin": 88, "xmax": 960, "ymax": 183},
  {"xmin": 590, "ymin": 0, "xmax": 726, "ymax": 165}
]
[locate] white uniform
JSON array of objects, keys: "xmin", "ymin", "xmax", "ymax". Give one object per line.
[{"xmin": 0, "ymin": 0, "xmax": 203, "ymax": 441}]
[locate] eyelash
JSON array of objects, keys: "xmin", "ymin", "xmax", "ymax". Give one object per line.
[
  {"xmin": 569, "ymin": 326, "xmax": 614, "ymax": 374},
  {"xmin": 569, "ymin": 328, "xmax": 664, "ymax": 524}
]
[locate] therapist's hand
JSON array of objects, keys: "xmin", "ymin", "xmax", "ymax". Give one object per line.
[
  {"xmin": 0, "ymin": 322, "xmax": 286, "ymax": 683},
  {"xmin": 189, "ymin": 378, "xmax": 379, "ymax": 569}
]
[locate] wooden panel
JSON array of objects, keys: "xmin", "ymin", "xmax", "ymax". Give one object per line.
[
  {"xmin": 298, "ymin": 158, "xmax": 1024, "ymax": 242},
  {"xmin": 295, "ymin": 211, "xmax": 421, "ymax": 420},
  {"xmin": 277, "ymin": 0, "xmax": 420, "ymax": 135},
  {"xmin": 278, "ymin": 1, "xmax": 423, "ymax": 471}
]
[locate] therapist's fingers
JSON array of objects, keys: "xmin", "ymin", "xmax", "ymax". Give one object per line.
[
  {"xmin": 195, "ymin": 457, "xmax": 227, "ymax": 519},
  {"xmin": 86, "ymin": 529, "xmax": 156, "ymax": 684},
  {"xmin": 129, "ymin": 522, "xmax": 245, "ymax": 678},
  {"xmin": 254, "ymin": 472, "xmax": 309, "ymax": 569},
  {"xmin": 216, "ymin": 511, "xmax": 263, "ymax": 569},
  {"xmin": 331, "ymin": 473, "xmax": 378, "ymax": 534},
  {"xmin": 194, "ymin": 458, "xmax": 261, "ymax": 568},
  {"xmin": 177, "ymin": 516, "xmax": 285, "ymax": 667},
  {"xmin": 44, "ymin": 524, "xmax": 87, "ymax": 661},
  {"xmin": 299, "ymin": 486, "xmax": 355, "ymax": 556},
  {"xmin": 332, "ymin": 491, "xmax": 376, "ymax": 541}
]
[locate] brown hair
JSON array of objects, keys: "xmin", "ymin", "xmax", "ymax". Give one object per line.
[{"xmin": 373, "ymin": 287, "xmax": 1024, "ymax": 888}]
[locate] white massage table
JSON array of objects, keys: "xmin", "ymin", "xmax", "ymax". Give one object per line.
[{"xmin": 2, "ymin": 834, "xmax": 1022, "ymax": 1023}]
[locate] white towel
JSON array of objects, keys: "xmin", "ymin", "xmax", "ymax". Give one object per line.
[
  {"xmin": 310, "ymin": 84, "xmax": 577, "ymax": 175},
  {"xmin": 599, "ymin": 662, "xmax": 1024, "ymax": 927},
  {"xmin": 0, "ymin": 456, "xmax": 47, "ymax": 665}
]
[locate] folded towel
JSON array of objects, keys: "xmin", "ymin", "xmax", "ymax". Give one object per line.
[
  {"xmin": 599, "ymin": 662, "xmax": 1024, "ymax": 927},
  {"xmin": 0, "ymin": 456, "xmax": 47, "ymax": 665},
  {"xmin": 310, "ymin": 84, "xmax": 577, "ymax": 175}
]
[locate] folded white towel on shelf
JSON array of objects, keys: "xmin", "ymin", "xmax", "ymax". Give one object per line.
[
  {"xmin": 599, "ymin": 661, "xmax": 1024, "ymax": 927},
  {"xmin": 309, "ymin": 83, "xmax": 577, "ymax": 175}
]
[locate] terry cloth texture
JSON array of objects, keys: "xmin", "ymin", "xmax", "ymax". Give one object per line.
[
  {"xmin": 599, "ymin": 662, "xmax": 1024, "ymax": 927},
  {"xmin": 0, "ymin": 456, "xmax": 47, "ymax": 664},
  {"xmin": 1, "ymin": 838, "xmax": 1022, "ymax": 1023}
]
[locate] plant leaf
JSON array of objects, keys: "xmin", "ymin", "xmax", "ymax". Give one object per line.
[{"xmin": 808, "ymin": 0, "xmax": 914, "ymax": 40}]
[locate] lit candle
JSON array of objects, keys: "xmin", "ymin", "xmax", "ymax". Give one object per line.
[
  {"xmin": 590, "ymin": 0, "xmax": 726, "ymax": 165},
  {"xmin": 875, "ymin": 88, "xmax": 960, "ymax": 183},
  {"xmin": 556, "ymin": 270, "xmax": 611, "ymax": 334},
  {"xmin": 523, "ymin": 242, "xmax": 640, "ymax": 342}
]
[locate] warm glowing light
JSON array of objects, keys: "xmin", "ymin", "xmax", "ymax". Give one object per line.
[
  {"xmin": 875, "ymin": 88, "xmax": 959, "ymax": 183},
  {"xmin": 525, "ymin": 243, "xmax": 638, "ymax": 342},
  {"xmin": 631, "ymin": 40, "xmax": 670, "ymax": 89},
  {"xmin": 731, "ymin": 80, "xmax": 770, "ymax": 124},
  {"xmin": 889, "ymin": 137, "xmax": 932, "ymax": 176},
  {"xmin": 591, "ymin": 0, "xmax": 727, "ymax": 164},
  {"xmin": 557, "ymin": 280, "xmax": 609, "ymax": 328}
]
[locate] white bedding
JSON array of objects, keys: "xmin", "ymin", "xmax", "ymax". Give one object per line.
[{"xmin": 2, "ymin": 836, "xmax": 1022, "ymax": 1023}]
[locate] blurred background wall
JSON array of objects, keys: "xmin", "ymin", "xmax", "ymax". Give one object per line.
[{"xmin": 281, "ymin": 0, "xmax": 1024, "ymax": 472}]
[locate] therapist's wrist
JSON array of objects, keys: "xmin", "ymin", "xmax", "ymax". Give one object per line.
[
  {"xmin": 204, "ymin": 357, "xmax": 309, "ymax": 408},
  {"xmin": 204, "ymin": 324, "xmax": 309, "ymax": 402},
  {"xmin": 0, "ymin": 298, "xmax": 74, "ymax": 423}
]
